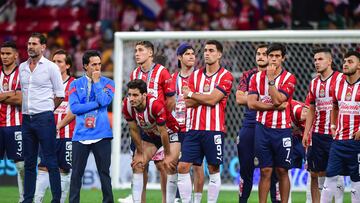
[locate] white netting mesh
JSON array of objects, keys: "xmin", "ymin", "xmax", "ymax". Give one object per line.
[{"xmin": 113, "ymin": 31, "xmax": 359, "ymax": 188}]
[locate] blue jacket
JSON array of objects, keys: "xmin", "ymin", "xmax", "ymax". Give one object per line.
[{"xmin": 69, "ymin": 75, "xmax": 115, "ymax": 141}]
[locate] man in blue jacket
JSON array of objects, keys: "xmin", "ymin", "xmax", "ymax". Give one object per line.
[{"xmin": 68, "ymin": 50, "xmax": 115, "ymax": 203}]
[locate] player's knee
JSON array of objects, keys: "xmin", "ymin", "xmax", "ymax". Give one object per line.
[
  {"xmin": 133, "ymin": 164, "xmax": 144, "ymax": 173},
  {"xmin": 178, "ymin": 162, "xmax": 191, "ymax": 174},
  {"xmin": 208, "ymin": 164, "xmax": 220, "ymax": 174},
  {"xmin": 275, "ymin": 167, "xmax": 288, "ymax": 177},
  {"xmin": 260, "ymin": 167, "xmax": 272, "ymax": 179},
  {"xmin": 155, "ymin": 161, "xmax": 166, "ymax": 172}
]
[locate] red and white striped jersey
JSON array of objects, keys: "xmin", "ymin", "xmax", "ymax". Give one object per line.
[
  {"xmin": 307, "ymin": 71, "xmax": 343, "ymax": 134},
  {"xmin": 187, "ymin": 67, "xmax": 233, "ymax": 132},
  {"xmin": 291, "ymin": 100, "xmax": 306, "ymax": 137},
  {"xmin": 249, "ymin": 69, "xmax": 296, "ymax": 129},
  {"xmin": 55, "ymin": 76, "xmax": 76, "ymax": 139},
  {"xmin": 122, "ymin": 95, "xmax": 180, "ymax": 137},
  {"xmin": 0, "ymin": 66, "xmax": 22, "ymax": 127},
  {"xmin": 332, "ymin": 77, "xmax": 360, "ymax": 140},
  {"xmin": 130, "ymin": 64, "xmax": 175, "ymax": 102},
  {"xmin": 172, "ymin": 71, "xmax": 192, "ymax": 132}
]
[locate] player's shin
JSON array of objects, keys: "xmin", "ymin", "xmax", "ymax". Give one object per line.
[
  {"xmin": 320, "ymin": 176, "xmax": 337, "ymax": 203},
  {"xmin": 15, "ymin": 161, "xmax": 25, "ymax": 202},
  {"xmin": 132, "ymin": 173, "xmax": 144, "ymax": 203},
  {"xmin": 166, "ymin": 173, "xmax": 177, "ymax": 203},
  {"xmin": 60, "ymin": 171, "xmax": 71, "ymax": 203},
  {"xmin": 208, "ymin": 172, "xmax": 221, "ymax": 203},
  {"xmin": 34, "ymin": 169, "xmax": 50, "ymax": 203},
  {"xmin": 177, "ymin": 173, "xmax": 192, "ymax": 203}
]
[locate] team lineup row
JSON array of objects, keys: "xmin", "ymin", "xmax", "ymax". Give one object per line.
[{"xmin": 0, "ymin": 33, "xmax": 359, "ymax": 203}]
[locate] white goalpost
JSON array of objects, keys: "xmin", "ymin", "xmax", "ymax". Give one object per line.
[{"xmin": 111, "ymin": 30, "xmax": 360, "ymax": 190}]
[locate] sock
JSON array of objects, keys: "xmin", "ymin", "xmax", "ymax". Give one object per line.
[
  {"xmin": 334, "ymin": 176, "xmax": 344, "ymax": 203},
  {"xmin": 194, "ymin": 192, "xmax": 202, "ymax": 203},
  {"xmin": 305, "ymin": 172, "xmax": 312, "ymax": 203},
  {"xmin": 177, "ymin": 173, "xmax": 192, "ymax": 203},
  {"xmin": 132, "ymin": 173, "xmax": 143, "ymax": 203},
  {"xmin": 60, "ymin": 172, "xmax": 71, "ymax": 203},
  {"xmin": 34, "ymin": 170, "xmax": 50, "ymax": 203},
  {"xmin": 208, "ymin": 172, "xmax": 221, "ymax": 203},
  {"xmin": 15, "ymin": 161, "xmax": 25, "ymax": 203},
  {"xmin": 351, "ymin": 181, "xmax": 360, "ymax": 203},
  {"xmin": 320, "ymin": 176, "xmax": 337, "ymax": 203},
  {"xmin": 318, "ymin": 176, "xmax": 325, "ymax": 191},
  {"xmin": 166, "ymin": 174, "xmax": 177, "ymax": 203}
]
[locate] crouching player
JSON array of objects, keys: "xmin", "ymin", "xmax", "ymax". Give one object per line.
[{"xmin": 122, "ymin": 79, "xmax": 180, "ymax": 203}]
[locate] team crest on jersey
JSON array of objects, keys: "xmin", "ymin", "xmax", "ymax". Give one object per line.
[
  {"xmin": 3, "ymin": 82, "xmax": 9, "ymax": 91},
  {"xmin": 319, "ymin": 89, "xmax": 325, "ymax": 97},
  {"xmin": 254, "ymin": 157, "xmax": 259, "ymax": 166},
  {"xmin": 203, "ymin": 84, "xmax": 210, "ymax": 92},
  {"xmin": 345, "ymin": 92, "xmax": 352, "ymax": 101}
]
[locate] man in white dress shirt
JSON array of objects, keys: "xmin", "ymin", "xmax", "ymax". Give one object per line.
[{"xmin": 19, "ymin": 32, "xmax": 64, "ymax": 203}]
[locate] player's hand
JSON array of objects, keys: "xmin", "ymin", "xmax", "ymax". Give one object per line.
[
  {"xmin": 182, "ymin": 87, "xmax": 190, "ymax": 98},
  {"xmin": 131, "ymin": 151, "xmax": 144, "ymax": 169},
  {"xmin": 92, "ymin": 71, "xmax": 101, "ymax": 83},
  {"xmin": 302, "ymin": 133, "xmax": 309, "ymax": 147},
  {"xmin": 354, "ymin": 131, "xmax": 360, "ymax": 140},
  {"xmin": 267, "ymin": 64, "xmax": 276, "ymax": 80},
  {"xmin": 330, "ymin": 125, "xmax": 337, "ymax": 138},
  {"xmin": 164, "ymin": 155, "xmax": 176, "ymax": 172},
  {"xmin": 274, "ymin": 102, "xmax": 288, "ymax": 110}
]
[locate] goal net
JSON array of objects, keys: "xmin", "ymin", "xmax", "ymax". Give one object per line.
[{"xmin": 111, "ymin": 30, "xmax": 360, "ymax": 190}]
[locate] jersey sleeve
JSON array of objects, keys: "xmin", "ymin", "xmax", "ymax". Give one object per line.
[
  {"xmin": 248, "ymin": 73, "xmax": 258, "ymax": 95},
  {"xmin": 160, "ymin": 68, "xmax": 175, "ymax": 97},
  {"xmin": 216, "ymin": 71, "xmax": 233, "ymax": 96},
  {"xmin": 151, "ymin": 99, "xmax": 167, "ymax": 125},
  {"xmin": 122, "ymin": 98, "xmax": 134, "ymax": 121},
  {"xmin": 307, "ymin": 83, "xmax": 315, "ymax": 105},
  {"xmin": 237, "ymin": 70, "xmax": 249, "ymax": 92},
  {"xmin": 278, "ymin": 74, "xmax": 296, "ymax": 100}
]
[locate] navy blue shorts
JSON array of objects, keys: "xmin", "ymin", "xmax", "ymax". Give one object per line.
[
  {"xmin": 307, "ymin": 133, "xmax": 333, "ymax": 172},
  {"xmin": 292, "ymin": 135, "xmax": 305, "ymax": 169},
  {"xmin": 0, "ymin": 126, "xmax": 23, "ymax": 161},
  {"xmin": 179, "ymin": 130, "xmax": 224, "ymax": 166},
  {"xmin": 254, "ymin": 123, "xmax": 292, "ymax": 169},
  {"xmin": 130, "ymin": 130, "xmax": 180, "ymax": 153},
  {"xmin": 326, "ymin": 140, "xmax": 360, "ymax": 182},
  {"xmin": 39, "ymin": 138, "xmax": 72, "ymax": 171},
  {"xmin": 178, "ymin": 132, "xmax": 187, "ymax": 143}
]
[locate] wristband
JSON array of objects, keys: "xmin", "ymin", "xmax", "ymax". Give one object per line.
[{"xmin": 187, "ymin": 91, "xmax": 193, "ymax": 98}]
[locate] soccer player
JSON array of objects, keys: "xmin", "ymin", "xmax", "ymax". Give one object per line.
[
  {"xmin": 236, "ymin": 44, "xmax": 280, "ymax": 203},
  {"xmin": 302, "ymin": 48, "xmax": 344, "ymax": 203},
  {"xmin": 178, "ymin": 40, "xmax": 234, "ymax": 203},
  {"xmin": 122, "ymin": 79, "xmax": 180, "ymax": 203},
  {"xmin": 34, "ymin": 50, "xmax": 76, "ymax": 203},
  {"xmin": 320, "ymin": 50, "xmax": 360, "ymax": 202},
  {"xmin": 248, "ymin": 43, "xmax": 296, "ymax": 203},
  {"xmin": 0, "ymin": 41, "xmax": 23, "ymax": 202},
  {"xmin": 172, "ymin": 43, "xmax": 204, "ymax": 203},
  {"xmin": 128, "ymin": 41, "xmax": 176, "ymax": 203}
]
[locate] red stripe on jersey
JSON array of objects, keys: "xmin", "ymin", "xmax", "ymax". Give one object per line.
[
  {"xmin": 333, "ymin": 77, "xmax": 360, "ymax": 140},
  {"xmin": 69, "ymin": 87, "xmax": 76, "ymax": 95},
  {"xmin": 130, "ymin": 64, "xmax": 175, "ymax": 102},
  {"xmin": 122, "ymin": 95, "xmax": 179, "ymax": 137},
  {"xmin": 187, "ymin": 67, "xmax": 233, "ymax": 132},
  {"xmin": 249, "ymin": 69, "xmax": 296, "ymax": 129},
  {"xmin": 307, "ymin": 71, "xmax": 342, "ymax": 134},
  {"xmin": 291, "ymin": 100, "xmax": 306, "ymax": 129},
  {"xmin": 55, "ymin": 77, "xmax": 76, "ymax": 139},
  {"xmin": 0, "ymin": 66, "xmax": 22, "ymax": 127},
  {"xmin": 106, "ymin": 84, "xmax": 115, "ymax": 92}
]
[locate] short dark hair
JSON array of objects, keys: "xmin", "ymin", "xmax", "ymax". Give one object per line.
[
  {"xmin": 82, "ymin": 50, "xmax": 101, "ymax": 66},
  {"xmin": 205, "ymin": 40, "xmax": 223, "ymax": 53},
  {"xmin": 30, "ymin": 32, "xmax": 47, "ymax": 45},
  {"xmin": 53, "ymin": 49, "xmax": 73, "ymax": 75},
  {"xmin": 255, "ymin": 44, "xmax": 268, "ymax": 54},
  {"xmin": 127, "ymin": 79, "xmax": 147, "ymax": 94},
  {"xmin": 344, "ymin": 50, "xmax": 360, "ymax": 60},
  {"xmin": 135, "ymin": 41, "xmax": 154, "ymax": 55},
  {"xmin": 313, "ymin": 47, "xmax": 332, "ymax": 56},
  {"xmin": 1, "ymin": 40, "xmax": 17, "ymax": 51},
  {"xmin": 266, "ymin": 43, "xmax": 286, "ymax": 57}
]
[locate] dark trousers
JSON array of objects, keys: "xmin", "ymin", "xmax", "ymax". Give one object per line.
[
  {"xmin": 237, "ymin": 126, "xmax": 279, "ymax": 203},
  {"xmin": 22, "ymin": 111, "xmax": 61, "ymax": 203},
  {"xmin": 69, "ymin": 139, "xmax": 113, "ymax": 203}
]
